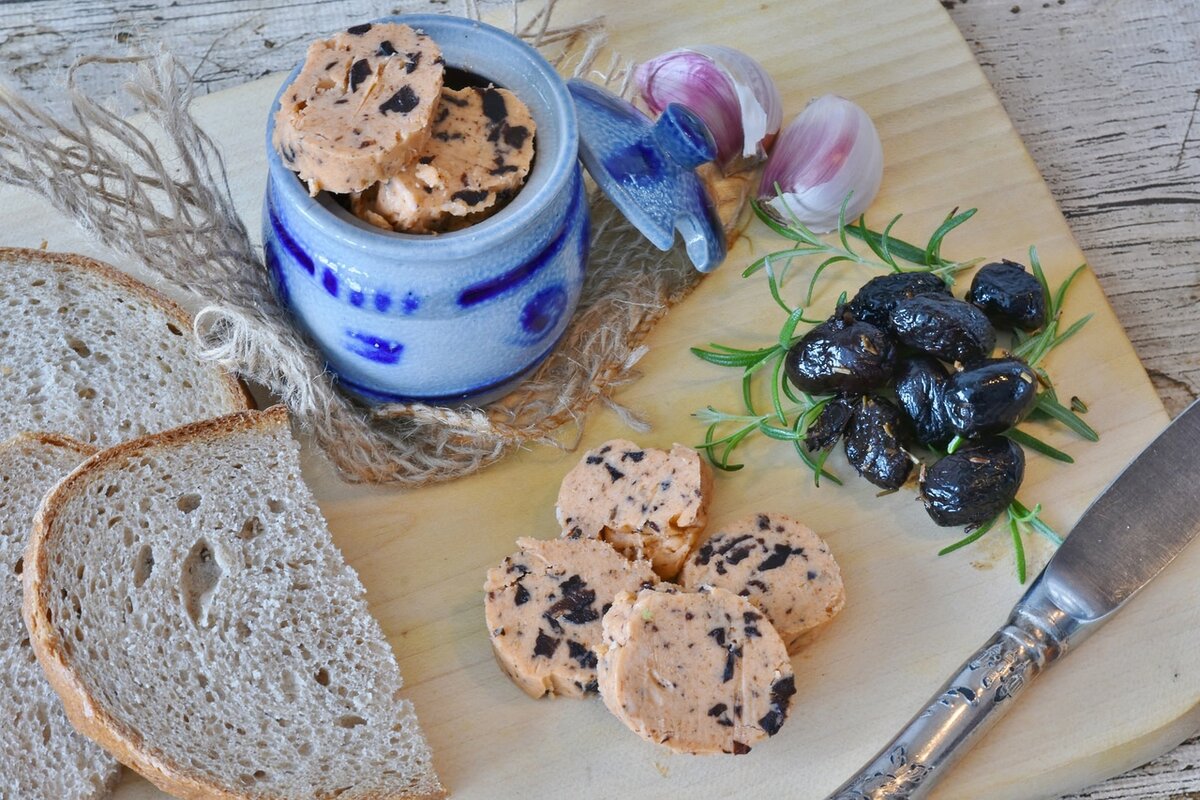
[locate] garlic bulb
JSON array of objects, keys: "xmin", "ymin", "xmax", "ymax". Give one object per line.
[
  {"xmin": 758, "ymin": 95, "xmax": 884, "ymax": 234},
  {"xmin": 635, "ymin": 46, "xmax": 782, "ymax": 174}
]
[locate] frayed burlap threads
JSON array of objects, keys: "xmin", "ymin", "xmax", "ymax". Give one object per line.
[{"xmin": 0, "ymin": 0, "xmax": 702, "ymax": 485}]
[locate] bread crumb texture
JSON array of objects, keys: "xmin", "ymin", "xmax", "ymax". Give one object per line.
[
  {"xmin": 0, "ymin": 435, "xmax": 119, "ymax": 799},
  {"xmin": 0, "ymin": 249, "xmax": 246, "ymax": 448},
  {"xmin": 33, "ymin": 411, "xmax": 443, "ymax": 799}
]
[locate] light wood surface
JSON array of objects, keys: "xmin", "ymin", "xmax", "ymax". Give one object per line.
[
  {"xmin": 947, "ymin": 0, "xmax": 1200, "ymax": 422},
  {"xmin": 1, "ymin": 1, "xmax": 1198, "ymax": 799}
]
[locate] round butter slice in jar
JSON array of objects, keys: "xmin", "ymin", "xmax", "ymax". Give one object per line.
[{"xmin": 273, "ymin": 22, "xmax": 445, "ymax": 195}]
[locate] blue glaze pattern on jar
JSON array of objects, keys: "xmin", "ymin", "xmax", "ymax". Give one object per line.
[{"xmin": 262, "ymin": 14, "xmax": 585, "ymax": 405}]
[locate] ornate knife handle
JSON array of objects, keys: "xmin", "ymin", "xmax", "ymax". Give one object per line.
[{"xmin": 826, "ymin": 575, "xmax": 1092, "ymax": 800}]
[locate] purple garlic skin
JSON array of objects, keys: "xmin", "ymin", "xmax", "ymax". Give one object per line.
[
  {"xmin": 759, "ymin": 94, "xmax": 884, "ymax": 234},
  {"xmin": 636, "ymin": 46, "xmax": 782, "ymax": 174}
]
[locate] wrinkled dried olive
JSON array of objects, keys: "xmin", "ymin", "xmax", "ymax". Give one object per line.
[
  {"xmin": 942, "ymin": 357, "xmax": 1038, "ymax": 438},
  {"xmin": 967, "ymin": 260, "xmax": 1047, "ymax": 331},
  {"xmin": 920, "ymin": 437, "xmax": 1025, "ymax": 527},
  {"xmin": 894, "ymin": 356, "xmax": 952, "ymax": 445},
  {"xmin": 889, "ymin": 293, "xmax": 996, "ymax": 365},
  {"xmin": 804, "ymin": 396, "xmax": 856, "ymax": 452},
  {"xmin": 785, "ymin": 311, "xmax": 898, "ymax": 395},
  {"xmin": 846, "ymin": 272, "xmax": 952, "ymax": 328},
  {"xmin": 844, "ymin": 396, "xmax": 914, "ymax": 490}
]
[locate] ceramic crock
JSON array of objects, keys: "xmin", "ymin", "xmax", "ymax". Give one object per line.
[
  {"xmin": 263, "ymin": 13, "xmax": 724, "ymax": 405},
  {"xmin": 263, "ymin": 14, "xmax": 586, "ymax": 404}
]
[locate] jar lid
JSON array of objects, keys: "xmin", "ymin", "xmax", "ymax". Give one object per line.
[{"xmin": 566, "ymin": 79, "xmax": 726, "ymax": 273}]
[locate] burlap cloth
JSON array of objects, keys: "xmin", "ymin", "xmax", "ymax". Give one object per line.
[{"xmin": 0, "ymin": 0, "xmax": 704, "ymax": 485}]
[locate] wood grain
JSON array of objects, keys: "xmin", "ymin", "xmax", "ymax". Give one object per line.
[
  {"xmin": 946, "ymin": 5, "xmax": 1200, "ymax": 796},
  {"xmin": 945, "ymin": 0, "xmax": 1200, "ymax": 418},
  {"xmin": 1, "ymin": 1, "xmax": 1198, "ymax": 798}
]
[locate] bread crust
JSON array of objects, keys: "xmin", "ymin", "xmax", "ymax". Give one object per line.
[
  {"xmin": 23, "ymin": 406, "xmax": 446, "ymax": 800},
  {"xmin": 0, "ymin": 247, "xmax": 254, "ymax": 413},
  {"xmin": 0, "ymin": 431, "xmax": 100, "ymax": 459},
  {"xmin": 1, "ymin": 430, "xmax": 119, "ymax": 800}
]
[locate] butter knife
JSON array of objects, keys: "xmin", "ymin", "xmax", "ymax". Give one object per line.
[{"xmin": 826, "ymin": 400, "xmax": 1200, "ymax": 800}]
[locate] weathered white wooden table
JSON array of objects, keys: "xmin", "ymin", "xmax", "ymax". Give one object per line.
[{"xmin": 1, "ymin": 1, "xmax": 1197, "ymax": 797}]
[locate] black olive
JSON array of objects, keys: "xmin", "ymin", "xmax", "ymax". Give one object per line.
[
  {"xmin": 942, "ymin": 357, "xmax": 1038, "ymax": 438},
  {"xmin": 845, "ymin": 272, "xmax": 952, "ymax": 328},
  {"xmin": 888, "ymin": 293, "xmax": 997, "ymax": 365},
  {"xmin": 894, "ymin": 356, "xmax": 953, "ymax": 445},
  {"xmin": 784, "ymin": 311, "xmax": 898, "ymax": 395},
  {"xmin": 966, "ymin": 260, "xmax": 1047, "ymax": 331},
  {"xmin": 804, "ymin": 396, "xmax": 856, "ymax": 452},
  {"xmin": 920, "ymin": 437, "xmax": 1025, "ymax": 527},
  {"xmin": 843, "ymin": 395, "xmax": 914, "ymax": 490}
]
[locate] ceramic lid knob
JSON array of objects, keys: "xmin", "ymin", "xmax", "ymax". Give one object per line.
[
  {"xmin": 567, "ymin": 78, "xmax": 726, "ymax": 273},
  {"xmin": 654, "ymin": 104, "xmax": 716, "ymax": 170}
]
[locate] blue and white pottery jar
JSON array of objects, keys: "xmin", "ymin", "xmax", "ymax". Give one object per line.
[{"xmin": 264, "ymin": 13, "xmax": 723, "ymax": 405}]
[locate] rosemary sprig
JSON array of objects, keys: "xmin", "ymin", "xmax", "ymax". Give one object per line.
[
  {"xmin": 1004, "ymin": 428, "xmax": 1074, "ymax": 463},
  {"xmin": 937, "ymin": 515, "xmax": 998, "ymax": 557},
  {"xmin": 1008, "ymin": 514, "xmax": 1027, "ymax": 584},
  {"xmin": 936, "ymin": 500, "xmax": 1061, "ymax": 585},
  {"xmin": 1012, "ymin": 248, "xmax": 1093, "ymax": 368},
  {"xmin": 691, "ymin": 260, "xmax": 840, "ymax": 486},
  {"xmin": 1034, "ymin": 393, "xmax": 1099, "ymax": 441},
  {"xmin": 746, "ymin": 189, "xmax": 981, "ymax": 305},
  {"xmin": 1005, "ymin": 246, "xmax": 1097, "ymax": 442},
  {"xmin": 694, "ymin": 195, "xmax": 1095, "ymax": 582},
  {"xmin": 693, "ymin": 404, "xmax": 842, "ymax": 484},
  {"xmin": 690, "ymin": 343, "xmax": 779, "ymax": 369},
  {"xmin": 1007, "ymin": 501, "xmax": 1063, "ymax": 584},
  {"xmin": 1010, "ymin": 499, "xmax": 1064, "ymax": 546}
]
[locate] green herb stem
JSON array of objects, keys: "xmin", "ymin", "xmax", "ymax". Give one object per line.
[
  {"xmin": 1035, "ymin": 393, "xmax": 1099, "ymax": 442},
  {"xmin": 1009, "ymin": 513, "xmax": 1028, "ymax": 584},
  {"xmin": 692, "ymin": 190, "xmax": 1090, "ymax": 584},
  {"xmin": 939, "ymin": 500, "xmax": 1059, "ymax": 584},
  {"xmin": 1009, "ymin": 499, "xmax": 1063, "ymax": 545},
  {"xmin": 938, "ymin": 515, "xmax": 998, "ymax": 556},
  {"xmin": 746, "ymin": 198, "xmax": 979, "ymax": 293},
  {"xmin": 1005, "ymin": 428, "xmax": 1075, "ymax": 463}
]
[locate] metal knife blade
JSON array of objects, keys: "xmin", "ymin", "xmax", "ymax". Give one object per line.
[
  {"xmin": 826, "ymin": 400, "xmax": 1200, "ymax": 800},
  {"xmin": 1042, "ymin": 400, "xmax": 1200, "ymax": 620}
]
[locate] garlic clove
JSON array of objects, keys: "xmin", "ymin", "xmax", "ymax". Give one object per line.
[
  {"xmin": 635, "ymin": 46, "xmax": 782, "ymax": 174},
  {"xmin": 758, "ymin": 94, "xmax": 884, "ymax": 234},
  {"xmin": 690, "ymin": 45, "xmax": 783, "ymax": 159}
]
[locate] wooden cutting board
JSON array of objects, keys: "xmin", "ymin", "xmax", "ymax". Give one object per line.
[{"xmin": 2, "ymin": 0, "xmax": 1194, "ymax": 798}]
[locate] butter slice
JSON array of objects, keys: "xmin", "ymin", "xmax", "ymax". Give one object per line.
[
  {"xmin": 352, "ymin": 86, "xmax": 537, "ymax": 233},
  {"xmin": 273, "ymin": 22, "xmax": 444, "ymax": 195},
  {"xmin": 597, "ymin": 585, "xmax": 797, "ymax": 755},
  {"xmin": 679, "ymin": 513, "xmax": 845, "ymax": 653},
  {"xmin": 556, "ymin": 440, "xmax": 713, "ymax": 581},
  {"xmin": 484, "ymin": 537, "xmax": 657, "ymax": 699}
]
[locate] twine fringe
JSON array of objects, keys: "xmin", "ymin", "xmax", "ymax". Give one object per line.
[{"xmin": 0, "ymin": 0, "xmax": 700, "ymax": 485}]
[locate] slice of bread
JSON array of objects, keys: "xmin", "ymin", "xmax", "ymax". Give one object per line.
[
  {"xmin": 24, "ymin": 407, "xmax": 445, "ymax": 800},
  {"xmin": 0, "ymin": 433, "xmax": 121, "ymax": 799},
  {"xmin": 0, "ymin": 248, "xmax": 250, "ymax": 447}
]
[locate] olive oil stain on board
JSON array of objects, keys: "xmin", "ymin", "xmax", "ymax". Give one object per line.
[{"xmin": 966, "ymin": 527, "xmax": 1055, "ymax": 578}]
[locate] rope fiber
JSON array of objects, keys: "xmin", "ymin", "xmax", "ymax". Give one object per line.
[{"xmin": 0, "ymin": 0, "xmax": 703, "ymax": 485}]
